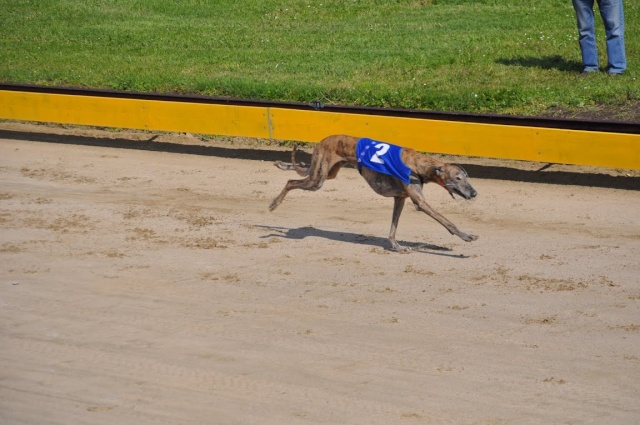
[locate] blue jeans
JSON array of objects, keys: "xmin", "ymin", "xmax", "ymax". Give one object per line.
[{"xmin": 572, "ymin": 0, "xmax": 626, "ymax": 73}]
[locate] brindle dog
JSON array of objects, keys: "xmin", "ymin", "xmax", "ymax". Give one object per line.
[{"xmin": 269, "ymin": 135, "xmax": 478, "ymax": 252}]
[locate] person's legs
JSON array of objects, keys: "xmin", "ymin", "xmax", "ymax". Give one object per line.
[
  {"xmin": 597, "ymin": 0, "xmax": 626, "ymax": 74},
  {"xmin": 572, "ymin": 0, "xmax": 599, "ymax": 72}
]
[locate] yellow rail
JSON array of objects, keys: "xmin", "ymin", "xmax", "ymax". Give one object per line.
[{"xmin": 1, "ymin": 89, "xmax": 638, "ymax": 169}]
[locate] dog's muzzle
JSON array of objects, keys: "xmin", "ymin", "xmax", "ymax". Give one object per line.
[{"xmin": 453, "ymin": 187, "xmax": 477, "ymax": 200}]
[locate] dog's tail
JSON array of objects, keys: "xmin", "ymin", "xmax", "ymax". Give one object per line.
[
  {"xmin": 274, "ymin": 145, "xmax": 309, "ymax": 176},
  {"xmin": 290, "ymin": 145, "xmax": 309, "ymax": 175}
]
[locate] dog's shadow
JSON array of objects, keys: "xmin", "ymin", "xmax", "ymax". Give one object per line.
[{"xmin": 257, "ymin": 225, "xmax": 468, "ymax": 257}]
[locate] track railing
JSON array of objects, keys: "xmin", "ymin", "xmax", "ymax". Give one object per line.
[{"xmin": 1, "ymin": 84, "xmax": 638, "ymax": 169}]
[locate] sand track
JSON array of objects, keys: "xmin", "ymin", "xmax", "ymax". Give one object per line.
[{"xmin": 1, "ymin": 123, "xmax": 639, "ymax": 424}]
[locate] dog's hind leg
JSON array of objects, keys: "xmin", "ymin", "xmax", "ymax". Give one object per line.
[
  {"xmin": 269, "ymin": 156, "xmax": 334, "ymax": 211},
  {"xmin": 269, "ymin": 175, "xmax": 320, "ymax": 211},
  {"xmin": 269, "ymin": 138, "xmax": 353, "ymax": 211}
]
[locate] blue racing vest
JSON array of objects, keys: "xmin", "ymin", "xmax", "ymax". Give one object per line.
[{"xmin": 356, "ymin": 138, "xmax": 412, "ymax": 184}]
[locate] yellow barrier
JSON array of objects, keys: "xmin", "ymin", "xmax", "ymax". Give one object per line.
[{"xmin": 1, "ymin": 89, "xmax": 638, "ymax": 169}]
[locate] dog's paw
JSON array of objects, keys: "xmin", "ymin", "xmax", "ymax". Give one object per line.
[
  {"xmin": 460, "ymin": 233, "xmax": 478, "ymax": 242},
  {"xmin": 391, "ymin": 243, "xmax": 413, "ymax": 253}
]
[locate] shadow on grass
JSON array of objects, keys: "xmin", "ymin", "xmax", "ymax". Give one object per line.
[
  {"xmin": 255, "ymin": 225, "xmax": 466, "ymax": 256},
  {"xmin": 496, "ymin": 55, "xmax": 582, "ymax": 72},
  {"xmin": 2, "ymin": 129, "xmax": 638, "ymax": 191}
]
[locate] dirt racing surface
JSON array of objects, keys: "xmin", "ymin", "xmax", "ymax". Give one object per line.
[{"xmin": 1, "ymin": 122, "xmax": 639, "ymax": 424}]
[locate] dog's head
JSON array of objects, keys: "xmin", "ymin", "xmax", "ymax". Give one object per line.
[{"xmin": 435, "ymin": 164, "xmax": 477, "ymax": 200}]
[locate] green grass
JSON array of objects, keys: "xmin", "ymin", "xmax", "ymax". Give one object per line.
[{"xmin": 1, "ymin": 0, "xmax": 638, "ymax": 116}]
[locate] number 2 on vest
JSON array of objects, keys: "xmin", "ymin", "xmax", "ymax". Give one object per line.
[{"xmin": 370, "ymin": 143, "xmax": 390, "ymax": 164}]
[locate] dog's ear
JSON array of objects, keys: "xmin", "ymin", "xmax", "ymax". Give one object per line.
[
  {"xmin": 434, "ymin": 166, "xmax": 444, "ymax": 176},
  {"xmin": 452, "ymin": 163, "xmax": 469, "ymax": 177}
]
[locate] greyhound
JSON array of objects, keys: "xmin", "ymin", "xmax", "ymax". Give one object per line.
[{"xmin": 269, "ymin": 135, "xmax": 478, "ymax": 252}]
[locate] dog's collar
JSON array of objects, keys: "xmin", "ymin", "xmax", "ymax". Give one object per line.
[{"xmin": 411, "ymin": 172, "xmax": 454, "ymax": 199}]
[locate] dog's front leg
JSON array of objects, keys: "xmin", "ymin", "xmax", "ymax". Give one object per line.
[
  {"xmin": 419, "ymin": 201, "xmax": 478, "ymax": 242},
  {"xmin": 408, "ymin": 187, "xmax": 478, "ymax": 242},
  {"xmin": 389, "ymin": 197, "xmax": 412, "ymax": 252}
]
